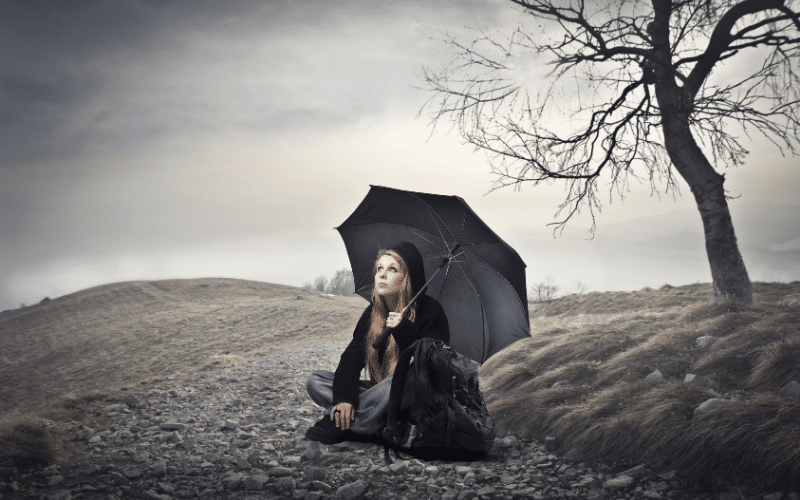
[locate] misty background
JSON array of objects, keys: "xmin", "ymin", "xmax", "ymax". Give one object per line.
[{"xmin": 2, "ymin": 0, "xmax": 799, "ymax": 312}]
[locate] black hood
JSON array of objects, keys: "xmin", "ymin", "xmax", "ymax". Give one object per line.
[{"xmin": 388, "ymin": 242, "xmax": 427, "ymax": 298}]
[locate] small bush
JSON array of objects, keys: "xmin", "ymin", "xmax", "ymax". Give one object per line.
[{"xmin": 0, "ymin": 414, "xmax": 62, "ymax": 469}]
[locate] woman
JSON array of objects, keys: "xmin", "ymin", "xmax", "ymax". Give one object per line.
[{"xmin": 305, "ymin": 242, "xmax": 450, "ymax": 444}]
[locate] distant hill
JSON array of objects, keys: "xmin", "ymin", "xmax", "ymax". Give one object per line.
[
  {"xmin": 0, "ymin": 278, "xmax": 365, "ymax": 419},
  {"xmin": 506, "ymin": 201, "xmax": 800, "ymax": 294}
]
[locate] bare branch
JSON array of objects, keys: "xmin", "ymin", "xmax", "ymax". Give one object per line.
[
  {"xmin": 420, "ymin": 0, "xmax": 800, "ymax": 235},
  {"xmin": 685, "ymin": 0, "xmax": 788, "ymax": 98}
]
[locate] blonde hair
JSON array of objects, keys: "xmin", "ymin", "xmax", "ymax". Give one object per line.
[{"xmin": 364, "ymin": 249, "xmax": 417, "ymax": 385}]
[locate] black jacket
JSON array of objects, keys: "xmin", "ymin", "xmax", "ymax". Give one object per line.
[
  {"xmin": 331, "ymin": 294, "xmax": 450, "ymax": 411},
  {"xmin": 331, "ymin": 242, "xmax": 450, "ymax": 411}
]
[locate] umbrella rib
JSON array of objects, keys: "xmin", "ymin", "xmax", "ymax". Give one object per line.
[
  {"xmin": 425, "ymin": 204, "xmax": 455, "ymax": 251},
  {"xmin": 450, "ymin": 258, "xmax": 488, "ymax": 364},
  {"xmin": 408, "ymin": 227, "xmax": 439, "ymax": 248}
]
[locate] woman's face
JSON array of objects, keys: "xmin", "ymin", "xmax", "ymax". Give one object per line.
[{"xmin": 374, "ymin": 254, "xmax": 405, "ymax": 296}]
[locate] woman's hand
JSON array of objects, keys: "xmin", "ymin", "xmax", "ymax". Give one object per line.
[
  {"xmin": 331, "ymin": 402, "xmax": 355, "ymax": 430},
  {"xmin": 386, "ymin": 312, "xmax": 402, "ymax": 329}
]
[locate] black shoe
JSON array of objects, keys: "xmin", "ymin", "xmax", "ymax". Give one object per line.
[{"xmin": 305, "ymin": 417, "xmax": 347, "ymax": 445}]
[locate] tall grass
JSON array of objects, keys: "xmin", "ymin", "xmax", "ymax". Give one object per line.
[{"xmin": 481, "ymin": 282, "xmax": 800, "ymax": 489}]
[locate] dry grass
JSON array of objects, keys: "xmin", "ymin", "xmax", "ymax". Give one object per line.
[
  {"xmin": 481, "ymin": 281, "xmax": 800, "ymax": 490},
  {"xmin": 0, "ymin": 278, "xmax": 364, "ymax": 491}
]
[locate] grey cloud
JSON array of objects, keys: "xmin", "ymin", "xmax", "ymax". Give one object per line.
[
  {"xmin": 0, "ymin": 0, "xmax": 508, "ymax": 165},
  {"xmin": 0, "ymin": 75, "xmax": 66, "ymax": 103}
]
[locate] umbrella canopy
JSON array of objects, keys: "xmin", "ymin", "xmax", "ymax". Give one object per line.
[{"xmin": 336, "ymin": 185, "xmax": 530, "ymax": 364}]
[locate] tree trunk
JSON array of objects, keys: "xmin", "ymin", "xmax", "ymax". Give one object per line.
[
  {"xmin": 661, "ymin": 112, "xmax": 753, "ymax": 303},
  {"xmin": 648, "ymin": 0, "xmax": 752, "ymax": 303}
]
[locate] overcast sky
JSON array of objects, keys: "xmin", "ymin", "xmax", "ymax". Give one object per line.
[{"xmin": 1, "ymin": 0, "xmax": 799, "ymax": 312}]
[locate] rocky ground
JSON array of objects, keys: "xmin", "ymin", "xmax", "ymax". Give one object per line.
[{"xmin": 27, "ymin": 338, "xmax": 798, "ymax": 500}]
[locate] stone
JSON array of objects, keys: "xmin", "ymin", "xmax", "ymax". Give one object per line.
[
  {"xmin": 152, "ymin": 462, "xmax": 167, "ymax": 477},
  {"xmin": 695, "ymin": 336, "xmax": 717, "ymax": 348},
  {"xmin": 475, "ymin": 485, "xmax": 497, "ymax": 496},
  {"xmin": 159, "ymin": 422, "xmax": 186, "ymax": 431},
  {"xmin": 645, "ymin": 369, "xmax": 666, "ymax": 382},
  {"xmin": 562, "ymin": 447, "xmax": 582, "ymax": 462},
  {"xmin": 283, "ymin": 455, "xmax": 302, "ymax": 465},
  {"xmin": 552, "ymin": 380, "xmax": 570, "ymax": 389},
  {"xmin": 441, "ymin": 490, "xmax": 459, "ymax": 500},
  {"xmin": 620, "ymin": 464, "xmax": 648, "ymax": 478},
  {"xmin": 235, "ymin": 455, "xmax": 251, "ymax": 470},
  {"xmin": 603, "ymin": 475, "xmax": 634, "ymax": 490},
  {"xmin": 389, "ymin": 461, "xmax": 409, "ymax": 474},
  {"xmin": 693, "ymin": 398, "xmax": 735, "ymax": 418},
  {"xmin": 133, "ymin": 451, "xmax": 149, "ymax": 463},
  {"xmin": 269, "ymin": 466, "xmax": 295, "ymax": 477},
  {"xmin": 275, "ymin": 476, "xmax": 296, "ymax": 493},
  {"xmin": 763, "ymin": 494, "xmax": 784, "ymax": 500},
  {"xmin": 108, "ymin": 471, "xmax": 130, "ymax": 485},
  {"xmin": 303, "ymin": 440, "xmax": 324, "ymax": 461},
  {"xmin": 141, "ymin": 490, "xmax": 171, "ymax": 500},
  {"xmin": 122, "ymin": 395, "xmax": 140, "ymax": 409},
  {"xmin": 182, "ymin": 436, "xmax": 198, "ymax": 448},
  {"xmin": 545, "ymin": 436, "xmax": 558, "ymax": 451},
  {"xmin": 246, "ymin": 448, "xmax": 260, "ymax": 464},
  {"xmin": 43, "ymin": 464, "xmax": 61, "ymax": 476},
  {"xmin": 75, "ymin": 428, "xmax": 95, "ymax": 441},
  {"xmin": 47, "ymin": 475, "xmax": 64, "ymax": 486},
  {"xmin": 336, "ymin": 480, "xmax": 369, "ymax": 499},
  {"xmin": 304, "ymin": 465, "xmax": 326, "ymax": 481},
  {"xmin": 684, "ymin": 374, "xmax": 718, "ymax": 388},
  {"xmin": 308, "ymin": 480, "xmax": 332, "ymax": 492},
  {"xmin": 778, "ymin": 381, "xmax": 800, "ymax": 399},
  {"xmin": 123, "ymin": 468, "xmax": 142, "ymax": 479},
  {"xmin": 497, "ymin": 434, "xmax": 520, "ymax": 448},
  {"xmin": 44, "ymin": 491, "xmax": 71, "ymax": 500},
  {"xmin": 222, "ymin": 471, "xmax": 244, "ymax": 490},
  {"xmin": 457, "ymin": 490, "xmax": 479, "ymax": 500},
  {"xmin": 246, "ymin": 472, "xmax": 270, "ymax": 491}
]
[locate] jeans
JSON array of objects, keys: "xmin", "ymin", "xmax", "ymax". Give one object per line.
[{"xmin": 306, "ymin": 370, "xmax": 393, "ymax": 435}]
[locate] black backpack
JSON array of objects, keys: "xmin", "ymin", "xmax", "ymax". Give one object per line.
[{"xmin": 382, "ymin": 338, "xmax": 495, "ymax": 461}]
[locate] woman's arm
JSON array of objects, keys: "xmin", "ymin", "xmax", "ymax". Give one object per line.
[{"xmin": 330, "ymin": 306, "xmax": 371, "ymax": 412}]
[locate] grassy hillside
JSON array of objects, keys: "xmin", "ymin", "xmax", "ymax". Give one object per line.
[
  {"xmin": 481, "ymin": 281, "xmax": 800, "ymax": 490},
  {"xmin": 0, "ymin": 278, "xmax": 365, "ymax": 482},
  {"xmin": 2, "ymin": 278, "xmax": 799, "ymax": 493}
]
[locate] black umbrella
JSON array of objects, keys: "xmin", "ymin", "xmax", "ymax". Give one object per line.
[{"xmin": 336, "ymin": 185, "xmax": 530, "ymax": 364}]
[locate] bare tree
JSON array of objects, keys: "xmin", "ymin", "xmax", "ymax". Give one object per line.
[
  {"xmin": 423, "ymin": 0, "xmax": 800, "ymax": 304},
  {"xmin": 313, "ymin": 276, "xmax": 328, "ymax": 293},
  {"xmin": 327, "ymin": 268, "xmax": 356, "ymax": 296},
  {"xmin": 529, "ymin": 275, "xmax": 561, "ymax": 301}
]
